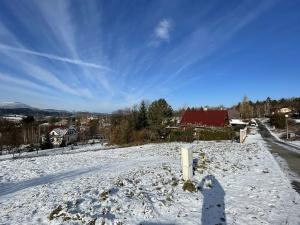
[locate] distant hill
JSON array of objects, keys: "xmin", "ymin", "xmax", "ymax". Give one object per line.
[
  {"xmin": 0, "ymin": 101, "xmax": 110, "ymax": 117},
  {"xmin": 0, "ymin": 102, "xmax": 35, "ymax": 109},
  {"xmin": 0, "ymin": 102, "xmax": 72, "ymax": 117}
]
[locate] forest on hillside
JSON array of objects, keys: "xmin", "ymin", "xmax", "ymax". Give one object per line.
[{"xmin": 237, "ymin": 97, "xmax": 300, "ymax": 119}]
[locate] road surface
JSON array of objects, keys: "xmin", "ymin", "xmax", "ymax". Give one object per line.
[{"xmin": 257, "ymin": 120, "xmax": 300, "ymax": 193}]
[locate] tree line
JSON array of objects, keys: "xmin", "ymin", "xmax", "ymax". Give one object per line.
[
  {"xmin": 237, "ymin": 96, "xmax": 300, "ymax": 119},
  {"xmin": 0, "ymin": 116, "xmax": 40, "ymax": 155},
  {"xmin": 110, "ymin": 98, "xmax": 173, "ymax": 145},
  {"xmin": 0, "ymin": 115, "xmax": 111, "ymax": 155}
]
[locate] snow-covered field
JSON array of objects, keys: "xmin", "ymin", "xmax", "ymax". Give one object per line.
[
  {"xmin": 0, "ymin": 142, "xmax": 109, "ymax": 161},
  {"xmin": 0, "ymin": 131, "xmax": 299, "ymax": 225}
]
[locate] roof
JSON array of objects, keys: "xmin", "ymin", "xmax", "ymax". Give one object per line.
[
  {"xmin": 51, "ymin": 128, "xmax": 68, "ymax": 136},
  {"xmin": 278, "ymin": 108, "xmax": 291, "ymax": 112},
  {"xmin": 180, "ymin": 109, "xmax": 229, "ymax": 127},
  {"xmin": 230, "ymin": 119, "xmax": 247, "ymax": 125}
]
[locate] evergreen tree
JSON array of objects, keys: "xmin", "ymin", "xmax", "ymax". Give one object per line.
[
  {"xmin": 22, "ymin": 116, "xmax": 35, "ymax": 123},
  {"xmin": 131, "ymin": 105, "xmax": 139, "ymax": 130},
  {"xmin": 137, "ymin": 100, "xmax": 148, "ymax": 129},
  {"xmin": 148, "ymin": 98, "xmax": 173, "ymax": 126},
  {"xmin": 148, "ymin": 99, "xmax": 173, "ymax": 138},
  {"xmin": 40, "ymin": 133, "xmax": 53, "ymax": 150}
]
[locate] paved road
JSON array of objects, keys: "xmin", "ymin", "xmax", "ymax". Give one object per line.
[{"xmin": 257, "ymin": 120, "xmax": 300, "ymax": 193}]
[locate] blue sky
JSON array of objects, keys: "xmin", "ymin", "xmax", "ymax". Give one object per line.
[{"xmin": 0, "ymin": 0, "xmax": 299, "ymax": 112}]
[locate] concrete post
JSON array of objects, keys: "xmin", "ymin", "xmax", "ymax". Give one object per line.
[
  {"xmin": 239, "ymin": 127, "xmax": 247, "ymax": 143},
  {"xmin": 239, "ymin": 129, "xmax": 243, "ymax": 143},
  {"xmin": 181, "ymin": 147, "xmax": 193, "ymax": 181}
]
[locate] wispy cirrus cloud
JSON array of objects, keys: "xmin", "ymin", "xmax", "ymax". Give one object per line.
[
  {"xmin": 0, "ymin": 44, "xmax": 111, "ymax": 70},
  {"xmin": 126, "ymin": 0, "xmax": 280, "ymax": 103},
  {"xmin": 0, "ymin": 72, "xmax": 54, "ymax": 95},
  {"xmin": 0, "ymin": 0, "xmax": 114, "ymax": 107},
  {"xmin": 0, "ymin": 0, "xmax": 285, "ymax": 111}
]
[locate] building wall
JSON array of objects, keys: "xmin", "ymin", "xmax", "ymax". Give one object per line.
[
  {"xmin": 50, "ymin": 136, "xmax": 63, "ymax": 146},
  {"xmin": 63, "ymin": 133, "xmax": 78, "ymax": 145}
]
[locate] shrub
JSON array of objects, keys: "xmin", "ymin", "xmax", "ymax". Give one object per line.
[
  {"xmin": 195, "ymin": 128, "xmax": 234, "ymax": 140},
  {"xmin": 87, "ymin": 219, "xmax": 97, "ymax": 225},
  {"xmin": 48, "ymin": 205, "xmax": 62, "ymax": 220},
  {"xmin": 110, "ymin": 122, "xmax": 132, "ymax": 145},
  {"xmin": 270, "ymin": 114, "xmax": 286, "ymax": 129},
  {"xmin": 131, "ymin": 129, "xmax": 151, "ymax": 144},
  {"xmin": 25, "ymin": 144, "xmax": 35, "ymax": 152},
  {"xmin": 183, "ymin": 180, "xmax": 197, "ymax": 192},
  {"xmin": 170, "ymin": 127, "xmax": 234, "ymax": 142},
  {"xmin": 171, "ymin": 177, "xmax": 179, "ymax": 187},
  {"xmin": 169, "ymin": 127, "xmax": 194, "ymax": 142},
  {"xmin": 100, "ymin": 191, "xmax": 109, "ymax": 201},
  {"xmin": 60, "ymin": 140, "xmax": 66, "ymax": 147},
  {"xmin": 40, "ymin": 134, "xmax": 53, "ymax": 150}
]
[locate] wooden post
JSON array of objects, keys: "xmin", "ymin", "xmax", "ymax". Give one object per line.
[{"xmin": 181, "ymin": 147, "xmax": 193, "ymax": 181}]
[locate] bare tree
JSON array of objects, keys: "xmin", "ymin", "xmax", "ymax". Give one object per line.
[{"xmin": 239, "ymin": 96, "xmax": 253, "ymax": 119}]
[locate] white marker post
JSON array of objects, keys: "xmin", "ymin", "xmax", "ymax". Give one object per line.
[
  {"xmin": 239, "ymin": 127, "xmax": 247, "ymax": 143},
  {"xmin": 181, "ymin": 147, "xmax": 193, "ymax": 181}
]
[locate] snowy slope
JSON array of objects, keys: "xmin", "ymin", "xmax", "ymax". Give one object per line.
[{"xmin": 0, "ymin": 133, "xmax": 299, "ymax": 224}]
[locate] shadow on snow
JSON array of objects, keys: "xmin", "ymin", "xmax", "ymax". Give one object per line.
[
  {"xmin": 199, "ymin": 175, "xmax": 226, "ymax": 225},
  {"xmin": 0, "ymin": 166, "xmax": 99, "ymax": 199}
]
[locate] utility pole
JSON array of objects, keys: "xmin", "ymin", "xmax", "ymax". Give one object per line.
[{"xmin": 285, "ymin": 114, "xmax": 289, "ymax": 139}]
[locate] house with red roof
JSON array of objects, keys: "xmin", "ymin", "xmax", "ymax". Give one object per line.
[{"xmin": 180, "ymin": 109, "xmax": 229, "ymax": 128}]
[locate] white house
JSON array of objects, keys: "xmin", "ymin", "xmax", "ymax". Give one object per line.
[
  {"xmin": 49, "ymin": 127, "xmax": 78, "ymax": 146},
  {"xmin": 278, "ymin": 108, "xmax": 292, "ymax": 114}
]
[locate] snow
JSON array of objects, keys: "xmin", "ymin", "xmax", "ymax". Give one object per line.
[
  {"xmin": 39, "ymin": 122, "xmax": 50, "ymax": 126},
  {"xmin": 51, "ymin": 128, "xmax": 69, "ymax": 136},
  {"xmin": 259, "ymin": 118, "xmax": 300, "ymax": 150},
  {"xmin": 2, "ymin": 115, "xmax": 25, "ymax": 121},
  {"xmin": 258, "ymin": 118, "xmax": 281, "ymax": 141},
  {"xmin": 0, "ymin": 143, "xmax": 108, "ymax": 161},
  {"xmin": 294, "ymin": 119, "xmax": 300, "ymax": 124},
  {"xmin": 288, "ymin": 141, "xmax": 300, "ymax": 148},
  {"xmin": 0, "ymin": 131, "xmax": 299, "ymax": 225},
  {"xmin": 246, "ymin": 127, "xmax": 300, "ymax": 182},
  {"xmin": 229, "ymin": 119, "xmax": 247, "ymax": 125},
  {"xmin": 2, "ymin": 116, "xmax": 23, "ymax": 121}
]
